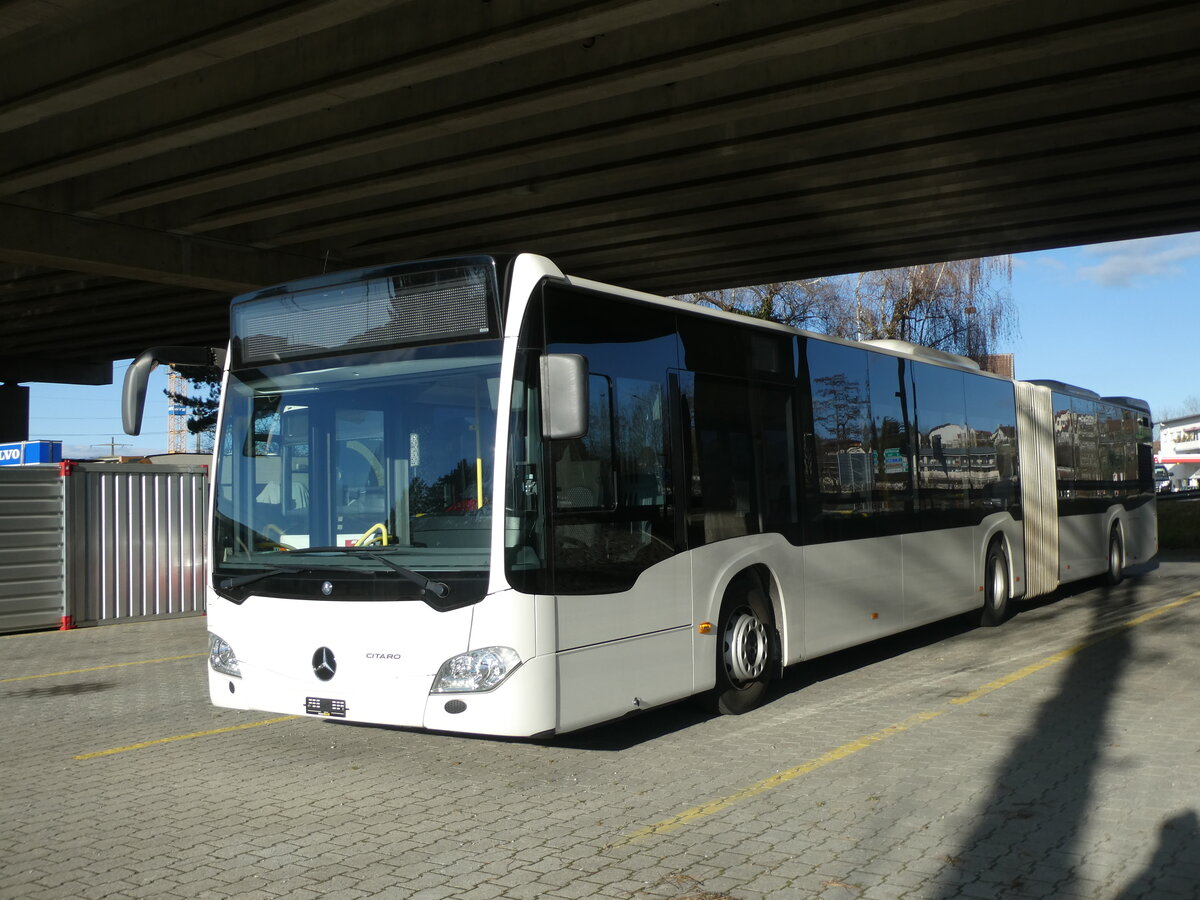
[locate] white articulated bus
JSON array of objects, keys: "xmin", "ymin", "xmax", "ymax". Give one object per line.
[{"xmin": 123, "ymin": 254, "xmax": 1157, "ymax": 737}]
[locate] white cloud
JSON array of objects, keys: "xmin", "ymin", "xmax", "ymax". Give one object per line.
[
  {"xmin": 61, "ymin": 442, "xmax": 163, "ymax": 459},
  {"xmin": 1076, "ymin": 234, "xmax": 1200, "ymax": 287}
]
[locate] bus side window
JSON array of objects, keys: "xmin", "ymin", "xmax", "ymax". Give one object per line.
[
  {"xmin": 689, "ymin": 374, "xmax": 755, "ymax": 543},
  {"xmin": 964, "ymin": 376, "xmax": 1018, "ymax": 511},
  {"xmin": 912, "ymin": 362, "xmax": 969, "ymax": 518},
  {"xmin": 552, "ymin": 374, "xmax": 614, "ymax": 511},
  {"xmin": 867, "ymin": 352, "xmax": 914, "ymax": 517},
  {"xmin": 807, "ymin": 341, "xmax": 873, "ymax": 541}
]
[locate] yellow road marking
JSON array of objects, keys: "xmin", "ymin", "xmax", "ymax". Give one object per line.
[
  {"xmin": 619, "ymin": 589, "xmax": 1200, "ymax": 844},
  {"xmin": 613, "ymin": 710, "xmax": 944, "ymax": 845},
  {"xmin": 949, "ymin": 590, "xmax": 1200, "ymax": 706},
  {"xmin": 1, "ymin": 652, "xmax": 206, "ymax": 684},
  {"xmin": 74, "ymin": 716, "xmax": 298, "ymax": 760}
]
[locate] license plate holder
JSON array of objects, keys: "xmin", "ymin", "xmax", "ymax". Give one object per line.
[{"xmin": 305, "ymin": 696, "xmax": 347, "ymax": 718}]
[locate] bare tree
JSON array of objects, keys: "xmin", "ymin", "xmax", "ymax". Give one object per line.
[
  {"xmin": 677, "ymin": 279, "xmax": 843, "ymax": 332},
  {"xmin": 677, "ymin": 257, "xmax": 1017, "ymax": 363},
  {"xmin": 1156, "ymin": 395, "xmax": 1200, "ymax": 422},
  {"xmin": 843, "ymin": 257, "xmax": 1016, "ymax": 359}
]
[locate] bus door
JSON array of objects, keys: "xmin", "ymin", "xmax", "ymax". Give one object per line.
[{"xmin": 547, "ymin": 367, "xmax": 691, "ymax": 730}]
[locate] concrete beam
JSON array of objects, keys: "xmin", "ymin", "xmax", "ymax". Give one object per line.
[
  {"xmin": 1, "ymin": 0, "xmax": 718, "ymax": 199},
  {"xmin": 0, "ymin": 356, "xmax": 110, "ymax": 385},
  {"xmin": 0, "ymin": 203, "xmax": 324, "ymax": 293},
  {"xmin": 189, "ymin": 7, "xmax": 1193, "ymax": 235},
  {"xmin": 0, "ymin": 0, "xmax": 96, "ymax": 42},
  {"xmin": 0, "ymin": 382, "xmax": 29, "ymax": 441},
  {"xmin": 84, "ymin": 0, "xmax": 988, "ymax": 215},
  {"xmin": 0, "ymin": 0, "xmax": 400, "ymax": 135}
]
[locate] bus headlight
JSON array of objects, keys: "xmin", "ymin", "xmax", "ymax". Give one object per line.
[
  {"xmin": 208, "ymin": 633, "xmax": 242, "ymax": 677},
  {"xmin": 431, "ymin": 647, "xmax": 521, "ymax": 693}
]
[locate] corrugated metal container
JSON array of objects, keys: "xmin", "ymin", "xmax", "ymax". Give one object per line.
[
  {"xmin": 0, "ymin": 461, "xmax": 208, "ymax": 633},
  {"xmin": 64, "ymin": 463, "xmax": 208, "ymax": 625},
  {"xmin": 0, "ymin": 466, "xmax": 66, "ymax": 632}
]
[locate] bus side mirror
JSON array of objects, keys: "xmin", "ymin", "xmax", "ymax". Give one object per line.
[
  {"xmin": 540, "ymin": 354, "xmax": 588, "ymax": 440},
  {"xmin": 122, "ymin": 346, "xmax": 226, "ymax": 435}
]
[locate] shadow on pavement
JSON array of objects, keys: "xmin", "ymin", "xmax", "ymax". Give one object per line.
[
  {"xmin": 1113, "ymin": 810, "xmax": 1200, "ymax": 899},
  {"xmin": 930, "ymin": 575, "xmax": 1198, "ymax": 897}
]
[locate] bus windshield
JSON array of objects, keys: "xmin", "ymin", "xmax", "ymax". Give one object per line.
[{"xmin": 212, "ymin": 343, "xmax": 502, "ymax": 584}]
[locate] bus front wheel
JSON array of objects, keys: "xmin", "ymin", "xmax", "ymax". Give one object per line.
[
  {"xmin": 708, "ymin": 583, "xmax": 775, "ymax": 715},
  {"xmin": 979, "ymin": 541, "xmax": 1010, "ymax": 627}
]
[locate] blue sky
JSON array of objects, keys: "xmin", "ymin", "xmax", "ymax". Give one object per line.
[
  {"xmin": 23, "ymin": 232, "xmax": 1200, "ymax": 457},
  {"xmin": 1009, "ymin": 232, "xmax": 1200, "ymax": 417}
]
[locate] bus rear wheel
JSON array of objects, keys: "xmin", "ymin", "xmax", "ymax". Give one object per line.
[
  {"xmin": 1106, "ymin": 527, "xmax": 1124, "ymax": 586},
  {"xmin": 708, "ymin": 583, "xmax": 775, "ymax": 715},
  {"xmin": 979, "ymin": 541, "xmax": 1010, "ymax": 627}
]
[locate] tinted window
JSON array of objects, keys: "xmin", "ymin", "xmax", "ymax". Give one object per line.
[
  {"xmin": 1053, "ymin": 392, "xmax": 1076, "ymax": 492},
  {"xmin": 807, "ymin": 340, "xmax": 873, "ymax": 539},
  {"xmin": 551, "ymin": 374, "xmax": 615, "ymax": 512},
  {"xmin": 1098, "ymin": 402, "xmax": 1123, "ymax": 487},
  {"xmin": 1074, "ymin": 398, "xmax": 1101, "ymax": 492},
  {"xmin": 912, "ymin": 362, "xmax": 968, "ymax": 517},
  {"xmin": 679, "ymin": 371, "xmax": 797, "ymax": 545},
  {"xmin": 683, "ymin": 373, "xmax": 757, "ymax": 544},
  {"xmin": 756, "ymin": 384, "xmax": 798, "ymax": 532},
  {"xmin": 866, "ymin": 351, "xmax": 914, "ymax": 516},
  {"xmin": 1120, "ymin": 408, "xmax": 1139, "ymax": 482},
  {"xmin": 678, "ymin": 315, "xmax": 792, "ymax": 379},
  {"xmin": 545, "ymin": 285, "xmax": 680, "ymax": 380},
  {"xmin": 964, "ymin": 375, "xmax": 1018, "ymax": 511},
  {"xmin": 542, "ymin": 284, "xmax": 678, "ymax": 592}
]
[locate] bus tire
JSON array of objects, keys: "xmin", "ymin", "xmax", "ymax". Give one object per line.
[
  {"xmin": 979, "ymin": 540, "xmax": 1010, "ymax": 627},
  {"xmin": 708, "ymin": 582, "xmax": 775, "ymax": 715},
  {"xmin": 1106, "ymin": 527, "xmax": 1124, "ymax": 586}
]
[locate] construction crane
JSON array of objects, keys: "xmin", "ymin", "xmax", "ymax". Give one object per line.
[{"xmin": 166, "ymin": 371, "xmax": 190, "ymax": 453}]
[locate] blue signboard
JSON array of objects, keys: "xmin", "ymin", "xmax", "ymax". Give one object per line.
[{"xmin": 0, "ymin": 441, "xmax": 63, "ymax": 466}]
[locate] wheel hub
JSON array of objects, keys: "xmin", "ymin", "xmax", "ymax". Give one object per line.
[{"xmin": 724, "ymin": 609, "xmax": 768, "ymax": 685}]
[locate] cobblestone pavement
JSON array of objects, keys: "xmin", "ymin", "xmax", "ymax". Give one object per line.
[{"xmin": 3, "ymin": 555, "xmax": 1199, "ymax": 900}]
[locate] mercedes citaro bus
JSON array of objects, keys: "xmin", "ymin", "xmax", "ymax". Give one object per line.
[{"xmin": 123, "ymin": 254, "xmax": 1156, "ymax": 736}]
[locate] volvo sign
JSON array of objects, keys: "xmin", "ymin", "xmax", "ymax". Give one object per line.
[{"xmin": 0, "ymin": 441, "xmax": 62, "ymax": 466}]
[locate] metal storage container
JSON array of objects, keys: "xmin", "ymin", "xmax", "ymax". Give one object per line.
[{"xmin": 0, "ymin": 461, "xmax": 208, "ymax": 633}]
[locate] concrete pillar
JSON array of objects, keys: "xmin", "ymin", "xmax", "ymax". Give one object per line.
[{"xmin": 0, "ymin": 383, "xmax": 30, "ymax": 442}]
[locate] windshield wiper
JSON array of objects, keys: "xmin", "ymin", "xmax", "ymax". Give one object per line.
[
  {"xmin": 281, "ymin": 546, "xmax": 450, "ymax": 599},
  {"xmin": 217, "ymin": 566, "xmax": 298, "ymax": 591},
  {"xmin": 362, "ymin": 552, "xmax": 450, "ymax": 599}
]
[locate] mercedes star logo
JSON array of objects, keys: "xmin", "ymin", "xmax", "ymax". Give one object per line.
[{"xmin": 312, "ymin": 646, "xmax": 337, "ymax": 681}]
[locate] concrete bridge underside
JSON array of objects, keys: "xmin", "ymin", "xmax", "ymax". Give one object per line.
[{"xmin": 1, "ymin": 0, "xmax": 1198, "ymax": 396}]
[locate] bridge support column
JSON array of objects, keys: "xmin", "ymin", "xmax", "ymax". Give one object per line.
[{"xmin": 0, "ymin": 383, "xmax": 30, "ymax": 442}]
